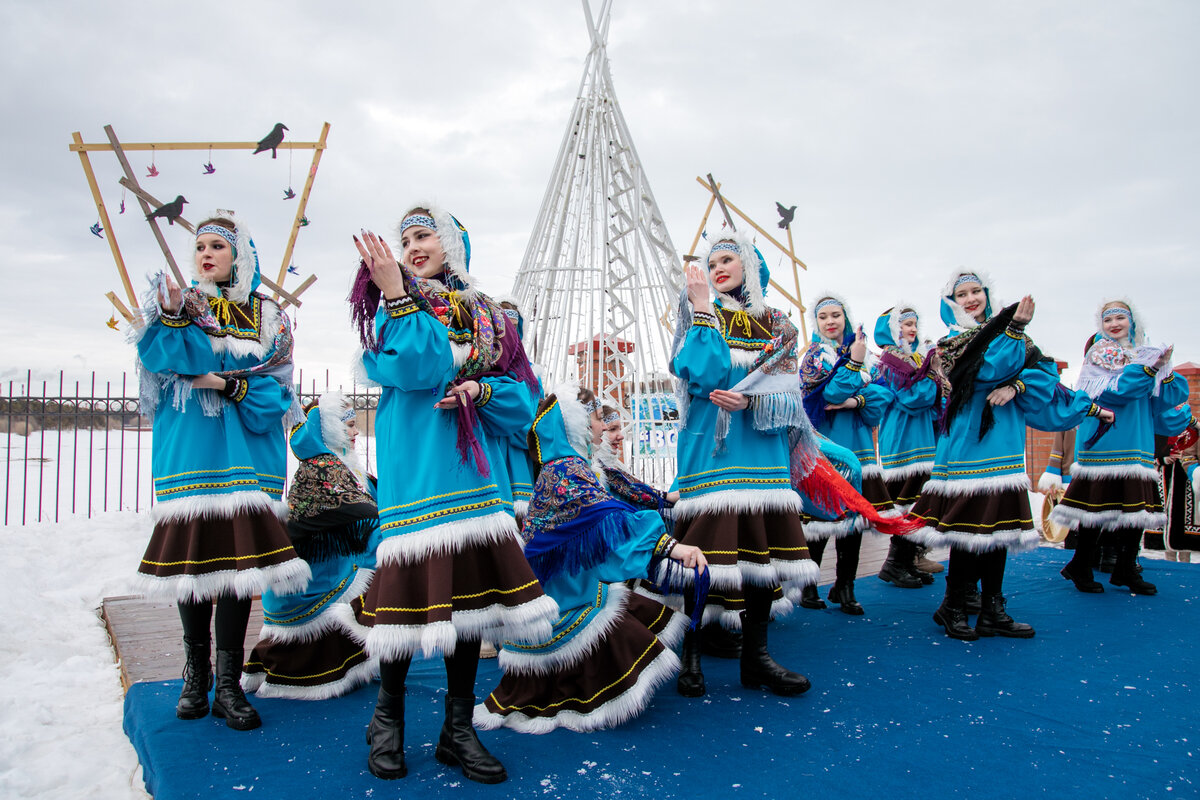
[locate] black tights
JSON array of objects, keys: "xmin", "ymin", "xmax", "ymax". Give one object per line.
[
  {"xmin": 178, "ymin": 596, "xmax": 252, "ymax": 650},
  {"xmin": 807, "ymin": 533, "xmax": 863, "ymax": 584},
  {"xmin": 379, "ymin": 638, "xmax": 483, "ymax": 699},
  {"xmin": 946, "ymin": 548, "xmax": 1007, "ymax": 604}
]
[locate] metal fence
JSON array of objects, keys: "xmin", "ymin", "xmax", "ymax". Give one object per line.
[{"xmin": 0, "ymin": 370, "xmax": 379, "ymax": 526}]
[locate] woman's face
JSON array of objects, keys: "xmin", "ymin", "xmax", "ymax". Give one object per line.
[
  {"xmin": 344, "ymin": 416, "xmax": 359, "ymax": 446},
  {"xmin": 953, "ymin": 281, "xmax": 987, "ymax": 322},
  {"xmin": 589, "ymin": 411, "xmax": 605, "ymax": 444},
  {"xmin": 1103, "ymin": 307, "xmax": 1131, "ymax": 341},
  {"xmin": 816, "ymin": 304, "xmax": 845, "ymax": 341},
  {"xmin": 399, "ymin": 224, "xmax": 446, "ymax": 278},
  {"xmin": 604, "ymin": 420, "xmax": 624, "ymax": 449},
  {"xmin": 708, "ymin": 250, "xmax": 744, "ymax": 292},
  {"xmin": 900, "ymin": 316, "xmax": 919, "ymax": 343},
  {"xmin": 195, "ymin": 233, "xmax": 234, "ymax": 283}
]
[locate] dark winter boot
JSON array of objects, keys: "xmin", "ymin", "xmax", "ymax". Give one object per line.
[
  {"xmin": 1098, "ymin": 545, "xmax": 1116, "ymax": 574},
  {"xmin": 799, "ymin": 584, "xmax": 827, "ymax": 609},
  {"xmin": 435, "ymin": 695, "xmax": 507, "ymax": 784},
  {"xmin": 739, "ymin": 612, "xmax": 811, "ymax": 696},
  {"xmin": 1110, "ymin": 544, "xmax": 1157, "ymax": 595},
  {"xmin": 175, "ymin": 635, "xmax": 213, "ymax": 720},
  {"xmin": 878, "ymin": 538, "xmax": 923, "ymax": 588},
  {"xmin": 932, "ymin": 597, "xmax": 979, "ymax": 641},
  {"xmin": 211, "ymin": 649, "xmax": 261, "ymax": 731},
  {"xmin": 676, "ymin": 629, "xmax": 706, "ymax": 697},
  {"xmin": 963, "ymin": 585, "xmax": 982, "ymax": 615},
  {"xmin": 366, "ymin": 687, "xmax": 407, "ymax": 779},
  {"xmin": 1060, "ymin": 559, "xmax": 1103, "ymax": 593},
  {"xmin": 974, "ymin": 594, "xmax": 1035, "ymax": 638},
  {"xmin": 827, "ymin": 581, "xmax": 864, "ymax": 615},
  {"xmin": 700, "ymin": 622, "xmax": 742, "ymax": 659}
]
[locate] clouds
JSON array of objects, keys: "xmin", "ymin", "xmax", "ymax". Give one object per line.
[{"xmin": 1, "ymin": 0, "xmax": 1196, "ymax": 388}]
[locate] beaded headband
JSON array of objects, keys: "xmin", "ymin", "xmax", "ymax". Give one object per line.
[
  {"xmin": 953, "ymin": 273, "xmax": 983, "ymax": 291},
  {"xmin": 898, "ymin": 310, "xmax": 918, "ymax": 323},
  {"xmin": 340, "ymin": 406, "xmax": 357, "ymax": 423},
  {"xmin": 502, "ymin": 308, "xmax": 520, "ymax": 323},
  {"xmin": 602, "ymin": 411, "xmax": 621, "ymax": 424},
  {"xmin": 1102, "ymin": 306, "xmax": 1130, "ymax": 320},
  {"xmin": 400, "ymin": 214, "xmax": 437, "ymax": 234},
  {"xmin": 814, "ymin": 297, "xmax": 843, "ymax": 314},
  {"xmin": 197, "ymin": 224, "xmax": 236, "ymax": 246},
  {"xmin": 583, "ymin": 399, "xmax": 601, "ymax": 414},
  {"xmin": 709, "ymin": 241, "xmax": 740, "ymax": 257}
]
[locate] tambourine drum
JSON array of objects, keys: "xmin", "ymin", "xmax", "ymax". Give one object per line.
[{"xmin": 1041, "ymin": 492, "xmax": 1070, "ymax": 543}]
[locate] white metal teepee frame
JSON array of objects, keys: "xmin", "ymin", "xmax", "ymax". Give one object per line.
[{"xmin": 512, "ymin": 0, "xmax": 685, "ymax": 481}]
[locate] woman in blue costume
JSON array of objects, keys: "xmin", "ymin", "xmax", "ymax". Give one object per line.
[
  {"xmin": 133, "ymin": 213, "xmax": 310, "ymax": 731},
  {"xmin": 911, "ymin": 271, "xmax": 1111, "ymax": 641},
  {"xmin": 243, "ymin": 392, "xmax": 380, "ymax": 699},
  {"xmin": 872, "ymin": 304, "xmax": 946, "ymax": 589},
  {"xmin": 495, "ymin": 297, "xmax": 540, "ymax": 531},
  {"xmin": 669, "ymin": 230, "xmax": 819, "ymax": 698},
  {"xmin": 799, "ymin": 294, "xmax": 899, "ymax": 610},
  {"xmin": 1052, "ymin": 299, "xmax": 1196, "ymax": 595},
  {"xmin": 474, "ymin": 386, "xmax": 702, "ymax": 733},
  {"xmin": 348, "ymin": 204, "xmax": 557, "ymax": 784},
  {"xmin": 596, "ymin": 404, "xmax": 679, "ymax": 512}
]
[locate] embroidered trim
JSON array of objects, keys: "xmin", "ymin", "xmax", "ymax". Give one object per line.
[
  {"xmin": 476, "ymin": 382, "xmax": 493, "ymax": 407},
  {"xmin": 1013, "ymin": 379, "xmax": 1026, "ymax": 394},
  {"xmin": 160, "ymin": 314, "xmax": 190, "ymax": 328},
  {"xmin": 385, "ymin": 295, "xmax": 418, "ymax": 319}
]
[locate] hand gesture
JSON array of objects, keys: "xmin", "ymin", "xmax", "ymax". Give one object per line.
[
  {"xmin": 159, "ymin": 275, "xmax": 183, "ymax": 314},
  {"xmin": 1013, "ymin": 295, "xmax": 1035, "ymax": 325},
  {"xmin": 987, "ymin": 385, "xmax": 1017, "ymax": 407},
  {"xmin": 709, "ymin": 389, "xmax": 749, "ymax": 411},
  {"xmin": 1153, "ymin": 345, "xmax": 1174, "ymax": 371},
  {"xmin": 191, "ymin": 373, "xmax": 227, "ymax": 391},
  {"xmin": 824, "ymin": 397, "xmax": 860, "ymax": 411},
  {"xmin": 670, "ymin": 542, "xmax": 708, "ymax": 573},
  {"xmin": 849, "ymin": 325, "xmax": 867, "ymax": 362},
  {"xmin": 354, "ymin": 230, "xmax": 406, "ymax": 299},
  {"xmin": 1096, "ymin": 407, "xmax": 1115, "ymax": 424},
  {"xmin": 685, "ymin": 264, "xmax": 713, "ymax": 315},
  {"xmin": 434, "ymin": 380, "xmax": 481, "ymax": 409}
]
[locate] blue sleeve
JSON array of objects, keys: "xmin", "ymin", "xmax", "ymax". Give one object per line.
[
  {"xmin": 230, "ymin": 376, "xmax": 291, "ymax": 435},
  {"xmin": 476, "ymin": 377, "xmax": 535, "ymax": 438},
  {"xmin": 362, "ymin": 301, "xmax": 454, "ymax": 391},
  {"xmin": 855, "ymin": 383, "xmax": 890, "ymax": 427},
  {"xmin": 975, "ymin": 327, "xmax": 1030, "ymax": 385},
  {"xmin": 136, "ymin": 317, "xmax": 220, "ymax": 376},
  {"xmin": 1019, "ymin": 363, "xmax": 1096, "ymax": 431},
  {"xmin": 1152, "ymin": 372, "xmax": 1195, "ymax": 436},
  {"xmin": 823, "ymin": 361, "xmax": 869, "ymax": 404},
  {"xmin": 890, "ymin": 378, "xmax": 938, "ymax": 414},
  {"xmin": 1097, "ymin": 363, "xmax": 1157, "ymax": 408},
  {"xmin": 594, "ymin": 510, "xmax": 667, "ymax": 583},
  {"xmin": 671, "ymin": 313, "xmax": 732, "ymax": 396}
]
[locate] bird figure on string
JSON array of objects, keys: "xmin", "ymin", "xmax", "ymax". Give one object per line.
[
  {"xmin": 146, "ymin": 164, "xmax": 160, "ymax": 178},
  {"xmin": 287, "ymin": 265, "xmax": 300, "ymax": 276},
  {"xmin": 90, "ymin": 222, "xmax": 104, "ymax": 238},
  {"xmin": 253, "ymin": 123, "xmax": 288, "ymax": 159},
  {"xmin": 299, "ymin": 216, "xmax": 310, "ymax": 227},
  {"xmin": 203, "ymin": 162, "xmax": 216, "ymax": 175},
  {"xmin": 106, "ymin": 315, "xmax": 120, "ymax": 331},
  {"xmin": 283, "ymin": 187, "xmax": 296, "ymax": 200},
  {"xmin": 119, "ymin": 198, "xmax": 126, "ymax": 214},
  {"xmin": 776, "ymin": 202, "xmax": 796, "ymax": 229},
  {"xmin": 146, "ymin": 195, "xmax": 188, "ymax": 225}
]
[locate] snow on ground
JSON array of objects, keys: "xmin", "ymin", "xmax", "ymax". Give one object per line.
[{"xmin": 0, "ymin": 511, "xmax": 151, "ymax": 799}]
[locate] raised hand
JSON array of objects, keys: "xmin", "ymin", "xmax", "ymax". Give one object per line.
[
  {"xmin": 1153, "ymin": 345, "xmax": 1174, "ymax": 371},
  {"xmin": 1013, "ymin": 295, "xmax": 1035, "ymax": 325},
  {"xmin": 354, "ymin": 230, "xmax": 405, "ymax": 299},
  {"xmin": 159, "ymin": 275, "xmax": 183, "ymax": 314},
  {"xmin": 685, "ymin": 264, "xmax": 714, "ymax": 315},
  {"xmin": 849, "ymin": 325, "xmax": 867, "ymax": 362}
]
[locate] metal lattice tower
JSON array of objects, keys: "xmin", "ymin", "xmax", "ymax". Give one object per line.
[{"xmin": 513, "ymin": 0, "xmax": 684, "ymax": 478}]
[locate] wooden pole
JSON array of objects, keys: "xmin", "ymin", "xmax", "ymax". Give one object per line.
[
  {"xmin": 69, "ymin": 140, "xmax": 325, "ymax": 153},
  {"xmin": 73, "ymin": 132, "xmax": 138, "ymax": 311},
  {"xmin": 119, "ymin": 178, "xmax": 195, "ymax": 233},
  {"xmin": 106, "ymin": 292, "xmax": 137, "ymax": 326},
  {"xmin": 275, "ymin": 122, "xmax": 331, "ymax": 295},
  {"xmin": 278, "ymin": 275, "xmax": 317, "ymax": 311},
  {"xmin": 256, "ymin": 274, "xmax": 305, "ymax": 308},
  {"xmin": 104, "ymin": 126, "xmax": 187, "ymax": 287},
  {"xmin": 705, "ymin": 173, "xmax": 737, "ymax": 231},
  {"xmin": 692, "ymin": 177, "xmax": 808, "ymax": 272}
]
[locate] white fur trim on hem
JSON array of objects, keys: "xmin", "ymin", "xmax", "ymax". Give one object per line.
[
  {"xmin": 881, "ymin": 462, "xmax": 933, "ymax": 481},
  {"xmin": 256, "ymin": 568, "xmax": 375, "ymax": 644},
  {"xmin": 1037, "ymin": 472, "xmax": 1064, "ymax": 492},
  {"xmin": 803, "ymin": 515, "xmax": 866, "ymax": 541},
  {"xmin": 861, "ymin": 464, "xmax": 884, "ymax": 479},
  {"xmin": 656, "ymin": 557, "xmax": 818, "ymax": 592},
  {"xmin": 151, "ymin": 490, "xmax": 285, "ymax": 524},
  {"xmin": 907, "ymin": 526, "xmax": 1040, "ymax": 553},
  {"xmin": 498, "ymin": 584, "xmax": 628, "ymax": 676},
  {"xmin": 1069, "ymin": 462, "xmax": 1160, "ymax": 482},
  {"xmin": 672, "ymin": 488, "xmax": 802, "ymax": 521},
  {"xmin": 513, "ymin": 500, "xmax": 529, "ymax": 520},
  {"xmin": 700, "ymin": 593, "xmax": 795, "ymax": 631},
  {"xmin": 361, "ymin": 594, "xmax": 558, "ymax": 661},
  {"xmin": 376, "ymin": 511, "xmax": 518, "ymax": 565},
  {"xmin": 919, "ymin": 472, "xmax": 1031, "ymax": 498},
  {"xmin": 243, "ymin": 657, "xmax": 379, "ymax": 701},
  {"xmin": 134, "ymin": 557, "xmax": 311, "ymax": 604},
  {"xmin": 654, "ymin": 606, "xmax": 690, "ymax": 651},
  {"xmin": 1048, "ymin": 505, "xmax": 1165, "ymax": 533},
  {"xmin": 474, "ymin": 646, "xmax": 680, "ymax": 735}
]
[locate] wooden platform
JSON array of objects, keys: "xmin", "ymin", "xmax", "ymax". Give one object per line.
[{"xmin": 100, "ymin": 535, "xmax": 948, "ymax": 691}]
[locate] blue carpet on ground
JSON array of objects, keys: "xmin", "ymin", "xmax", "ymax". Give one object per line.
[{"xmin": 125, "ymin": 548, "xmax": 1198, "ymax": 799}]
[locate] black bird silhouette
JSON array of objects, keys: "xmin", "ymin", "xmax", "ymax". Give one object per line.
[
  {"xmin": 146, "ymin": 195, "xmax": 188, "ymax": 225},
  {"xmin": 776, "ymin": 202, "xmax": 796, "ymax": 229},
  {"xmin": 253, "ymin": 123, "xmax": 289, "ymax": 159}
]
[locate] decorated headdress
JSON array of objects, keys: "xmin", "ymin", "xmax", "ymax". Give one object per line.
[
  {"xmin": 1093, "ymin": 297, "xmax": 1144, "ymax": 348},
  {"xmin": 938, "ymin": 268, "xmax": 997, "ymax": 331},
  {"xmin": 396, "ymin": 201, "xmax": 476, "ymax": 299},
  {"xmin": 872, "ymin": 302, "xmax": 922, "ymax": 354},
  {"xmin": 700, "ymin": 230, "xmax": 770, "ymax": 316},
  {"xmin": 288, "ymin": 391, "xmax": 365, "ymax": 480},
  {"xmin": 808, "ymin": 291, "xmax": 855, "ymax": 349},
  {"xmin": 192, "ymin": 211, "xmax": 261, "ymax": 304}
]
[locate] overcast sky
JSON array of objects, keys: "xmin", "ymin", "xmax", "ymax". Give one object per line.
[{"xmin": 1, "ymin": 0, "xmax": 1196, "ymax": 393}]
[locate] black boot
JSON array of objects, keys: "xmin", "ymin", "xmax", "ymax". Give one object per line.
[
  {"xmin": 1060, "ymin": 559, "xmax": 1103, "ymax": 593},
  {"xmin": 975, "ymin": 594, "xmax": 1035, "ymax": 638},
  {"xmin": 739, "ymin": 612, "xmax": 810, "ymax": 696},
  {"xmin": 176, "ymin": 635, "xmax": 212, "ymax": 720},
  {"xmin": 211, "ymin": 649, "xmax": 261, "ymax": 731},
  {"xmin": 827, "ymin": 581, "xmax": 864, "ymax": 615},
  {"xmin": 366, "ymin": 687, "xmax": 407, "ymax": 779},
  {"xmin": 908, "ymin": 563, "xmax": 936, "ymax": 586},
  {"xmin": 963, "ymin": 585, "xmax": 982, "ymax": 615},
  {"xmin": 799, "ymin": 584, "xmax": 827, "ymax": 609},
  {"xmin": 932, "ymin": 597, "xmax": 979, "ymax": 641},
  {"xmin": 700, "ymin": 622, "xmax": 742, "ymax": 659},
  {"xmin": 1098, "ymin": 545, "xmax": 1116, "ymax": 574},
  {"xmin": 878, "ymin": 538, "xmax": 923, "ymax": 589},
  {"xmin": 435, "ymin": 695, "xmax": 507, "ymax": 784},
  {"xmin": 1110, "ymin": 544, "xmax": 1157, "ymax": 595},
  {"xmin": 676, "ymin": 629, "xmax": 706, "ymax": 697}
]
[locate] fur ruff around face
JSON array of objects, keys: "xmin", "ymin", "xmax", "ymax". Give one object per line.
[
  {"xmin": 700, "ymin": 229, "xmax": 768, "ymax": 316},
  {"xmin": 939, "ymin": 268, "xmax": 1000, "ymax": 332},
  {"xmin": 396, "ymin": 200, "xmax": 477, "ymax": 300},
  {"xmin": 192, "ymin": 210, "xmax": 260, "ymax": 305}
]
